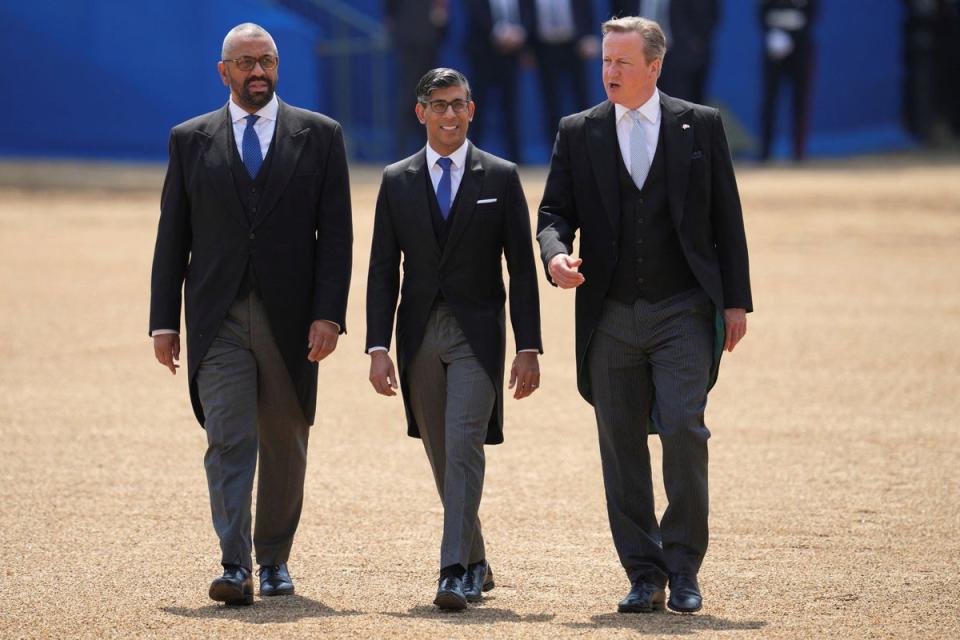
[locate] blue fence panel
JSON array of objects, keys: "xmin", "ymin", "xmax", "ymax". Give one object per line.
[{"xmin": 2, "ymin": 0, "xmax": 914, "ymax": 162}]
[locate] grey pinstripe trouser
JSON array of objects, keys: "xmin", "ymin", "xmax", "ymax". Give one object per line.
[
  {"xmin": 407, "ymin": 303, "xmax": 495, "ymax": 570},
  {"xmin": 587, "ymin": 288, "xmax": 715, "ymax": 585},
  {"xmin": 195, "ymin": 291, "xmax": 309, "ymax": 571}
]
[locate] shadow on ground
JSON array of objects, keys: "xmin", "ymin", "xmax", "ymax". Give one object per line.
[
  {"xmin": 386, "ymin": 603, "xmax": 555, "ymax": 625},
  {"xmin": 564, "ymin": 612, "xmax": 766, "ymax": 634},
  {"xmin": 161, "ymin": 595, "xmax": 362, "ymax": 623}
]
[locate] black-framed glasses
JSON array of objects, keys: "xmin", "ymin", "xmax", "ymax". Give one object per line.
[
  {"xmin": 222, "ymin": 54, "xmax": 278, "ymax": 71},
  {"xmin": 422, "ymin": 99, "xmax": 469, "ymax": 114}
]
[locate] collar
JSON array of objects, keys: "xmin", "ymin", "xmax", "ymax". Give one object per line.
[
  {"xmin": 229, "ymin": 94, "xmax": 279, "ymax": 124},
  {"xmin": 426, "ymin": 139, "xmax": 470, "ymax": 170},
  {"xmin": 614, "ymin": 89, "xmax": 661, "ymax": 125}
]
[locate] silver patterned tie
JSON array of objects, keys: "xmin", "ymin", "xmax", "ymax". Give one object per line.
[{"xmin": 629, "ymin": 110, "xmax": 651, "ymax": 190}]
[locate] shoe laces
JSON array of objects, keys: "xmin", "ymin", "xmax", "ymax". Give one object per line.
[{"xmin": 256, "ymin": 565, "xmax": 280, "ymax": 576}]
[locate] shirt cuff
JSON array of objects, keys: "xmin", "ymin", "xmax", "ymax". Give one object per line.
[
  {"xmin": 151, "ymin": 329, "xmax": 179, "ymax": 337},
  {"xmin": 367, "ymin": 346, "xmax": 388, "ymax": 354},
  {"xmin": 318, "ymin": 320, "xmax": 341, "ymax": 332},
  {"xmin": 518, "ymin": 348, "xmax": 539, "ymax": 353}
]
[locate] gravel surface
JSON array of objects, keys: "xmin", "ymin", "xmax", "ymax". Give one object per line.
[{"xmin": 1, "ymin": 160, "xmax": 958, "ymax": 639}]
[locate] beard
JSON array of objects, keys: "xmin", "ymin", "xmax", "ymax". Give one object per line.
[{"xmin": 237, "ymin": 75, "xmax": 275, "ymax": 110}]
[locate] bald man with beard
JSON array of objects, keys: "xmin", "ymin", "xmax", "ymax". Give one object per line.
[{"xmin": 150, "ymin": 23, "xmax": 352, "ymax": 605}]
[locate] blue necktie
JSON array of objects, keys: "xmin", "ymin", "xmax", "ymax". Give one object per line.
[
  {"xmin": 242, "ymin": 114, "xmax": 263, "ymax": 178},
  {"xmin": 436, "ymin": 157, "xmax": 453, "ymax": 219}
]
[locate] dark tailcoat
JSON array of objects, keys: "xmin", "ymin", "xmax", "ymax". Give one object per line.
[
  {"xmin": 149, "ymin": 99, "xmax": 353, "ymax": 426},
  {"xmin": 366, "ymin": 144, "xmax": 542, "ymax": 444},
  {"xmin": 537, "ymin": 94, "xmax": 752, "ymax": 403}
]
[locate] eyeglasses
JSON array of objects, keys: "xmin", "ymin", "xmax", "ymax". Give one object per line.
[
  {"xmin": 422, "ymin": 99, "xmax": 470, "ymax": 114},
  {"xmin": 222, "ymin": 55, "xmax": 278, "ymax": 71}
]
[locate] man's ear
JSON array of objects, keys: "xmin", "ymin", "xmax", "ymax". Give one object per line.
[
  {"xmin": 217, "ymin": 61, "xmax": 229, "ymax": 87},
  {"xmin": 415, "ymin": 103, "xmax": 427, "ymax": 125}
]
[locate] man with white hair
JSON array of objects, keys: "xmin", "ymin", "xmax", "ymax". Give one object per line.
[
  {"xmin": 150, "ymin": 23, "xmax": 352, "ymax": 605},
  {"xmin": 537, "ymin": 16, "xmax": 751, "ymax": 614}
]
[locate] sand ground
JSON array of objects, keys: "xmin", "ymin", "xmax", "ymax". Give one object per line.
[{"xmin": 0, "ymin": 158, "xmax": 958, "ymax": 639}]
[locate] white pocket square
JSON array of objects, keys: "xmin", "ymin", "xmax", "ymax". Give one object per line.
[
  {"xmin": 477, "ymin": 198, "xmax": 498, "ymax": 204},
  {"xmin": 682, "ymin": 124, "xmax": 691, "ymax": 130}
]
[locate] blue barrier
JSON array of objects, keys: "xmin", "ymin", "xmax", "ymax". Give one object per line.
[{"xmin": 2, "ymin": 0, "xmax": 912, "ymax": 162}]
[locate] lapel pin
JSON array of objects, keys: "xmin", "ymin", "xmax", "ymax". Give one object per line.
[{"xmin": 682, "ymin": 124, "xmax": 691, "ymax": 130}]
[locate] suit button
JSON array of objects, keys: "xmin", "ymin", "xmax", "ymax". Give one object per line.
[
  {"xmin": 249, "ymin": 233, "xmax": 255, "ymax": 240},
  {"xmin": 637, "ymin": 238, "xmax": 644, "ymax": 244},
  {"xmin": 638, "ymin": 198, "xmax": 644, "ymax": 204},
  {"xmin": 637, "ymin": 258, "xmax": 644, "ymax": 264},
  {"xmin": 638, "ymin": 218, "xmax": 645, "ymax": 224},
  {"xmin": 637, "ymin": 277, "xmax": 645, "ymax": 284},
  {"xmin": 252, "ymin": 206, "xmax": 258, "ymax": 213}
]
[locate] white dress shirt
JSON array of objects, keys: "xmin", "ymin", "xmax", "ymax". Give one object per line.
[
  {"xmin": 614, "ymin": 89, "xmax": 661, "ymax": 178},
  {"xmin": 228, "ymin": 93, "xmax": 279, "ymax": 161},
  {"xmin": 426, "ymin": 138, "xmax": 470, "ymax": 207}
]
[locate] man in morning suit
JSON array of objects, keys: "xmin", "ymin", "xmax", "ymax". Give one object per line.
[
  {"xmin": 150, "ymin": 23, "xmax": 352, "ymax": 605},
  {"xmin": 536, "ymin": 17, "xmax": 751, "ymax": 613},
  {"xmin": 365, "ymin": 68, "xmax": 542, "ymax": 610}
]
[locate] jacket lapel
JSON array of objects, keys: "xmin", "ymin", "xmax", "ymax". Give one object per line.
[
  {"xmin": 202, "ymin": 104, "xmax": 248, "ymax": 230},
  {"xmin": 660, "ymin": 93, "xmax": 693, "ymax": 230},
  {"xmin": 585, "ymin": 102, "xmax": 621, "ymax": 236},
  {"xmin": 253, "ymin": 99, "xmax": 308, "ymax": 229},
  {"xmin": 404, "ymin": 149, "xmax": 442, "ymax": 258},
  {"xmin": 442, "ymin": 144, "xmax": 484, "ymax": 261}
]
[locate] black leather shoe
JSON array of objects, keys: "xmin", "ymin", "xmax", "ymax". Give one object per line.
[
  {"xmin": 209, "ymin": 565, "xmax": 254, "ymax": 606},
  {"xmin": 258, "ymin": 563, "xmax": 295, "ymax": 596},
  {"xmin": 617, "ymin": 580, "xmax": 666, "ymax": 613},
  {"xmin": 434, "ymin": 576, "xmax": 468, "ymax": 610},
  {"xmin": 462, "ymin": 560, "xmax": 495, "ymax": 602},
  {"xmin": 668, "ymin": 573, "xmax": 702, "ymax": 613}
]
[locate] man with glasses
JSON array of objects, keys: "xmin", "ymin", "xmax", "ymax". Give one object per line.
[
  {"xmin": 365, "ymin": 68, "xmax": 542, "ymax": 610},
  {"xmin": 149, "ymin": 23, "xmax": 352, "ymax": 605}
]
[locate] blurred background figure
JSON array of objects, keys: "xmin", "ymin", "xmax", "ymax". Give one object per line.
[
  {"xmin": 758, "ymin": 0, "xmax": 817, "ymax": 162},
  {"xmin": 902, "ymin": 0, "xmax": 960, "ymax": 145},
  {"xmin": 384, "ymin": 0, "xmax": 449, "ymax": 156},
  {"xmin": 525, "ymin": 0, "xmax": 599, "ymax": 150},
  {"xmin": 612, "ymin": 0, "xmax": 720, "ymax": 104},
  {"xmin": 465, "ymin": 0, "xmax": 531, "ymax": 162}
]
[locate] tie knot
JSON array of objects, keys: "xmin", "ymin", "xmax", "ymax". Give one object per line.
[
  {"xmin": 437, "ymin": 157, "xmax": 453, "ymax": 172},
  {"xmin": 628, "ymin": 110, "xmax": 643, "ymax": 124},
  {"xmin": 245, "ymin": 114, "xmax": 260, "ymax": 127}
]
